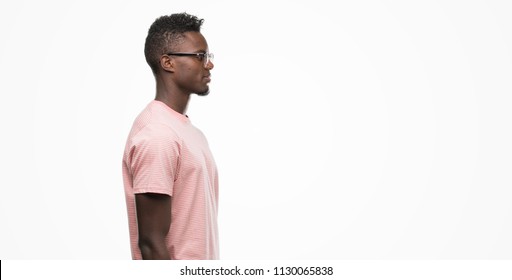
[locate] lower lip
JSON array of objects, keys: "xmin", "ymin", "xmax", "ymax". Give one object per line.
[{"xmin": 204, "ymin": 77, "xmax": 211, "ymax": 82}]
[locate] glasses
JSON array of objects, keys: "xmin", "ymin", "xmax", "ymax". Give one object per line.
[{"xmin": 166, "ymin": 52, "xmax": 214, "ymax": 67}]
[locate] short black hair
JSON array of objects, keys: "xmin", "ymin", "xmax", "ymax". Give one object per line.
[{"xmin": 144, "ymin": 13, "xmax": 204, "ymax": 74}]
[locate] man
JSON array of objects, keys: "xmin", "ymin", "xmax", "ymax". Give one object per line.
[{"xmin": 122, "ymin": 13, "xmax": 219, "ymax": 260}]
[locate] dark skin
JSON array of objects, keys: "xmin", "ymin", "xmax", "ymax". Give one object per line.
[{"xmin": 135, "ymin": 31, "xmax": 214, "ymax": 260}]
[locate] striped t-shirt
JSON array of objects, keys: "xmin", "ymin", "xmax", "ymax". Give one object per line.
[{"xmin": 122, "ymin": 100, "xmax": 219, "ymax": 259}]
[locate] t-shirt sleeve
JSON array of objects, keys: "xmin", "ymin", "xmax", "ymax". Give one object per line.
[{"xmin": 127, "ymin": 124, "xmax": 181, "ymax": 196}]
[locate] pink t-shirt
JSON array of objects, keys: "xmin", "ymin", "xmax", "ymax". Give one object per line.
[{"xmin": 122, "ymin": 100, "xmax": 219, "ymax": 260}]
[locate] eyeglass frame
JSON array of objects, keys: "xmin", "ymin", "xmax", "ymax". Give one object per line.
[{"xmin": 166, "ymin": 52, "xmax": 214, "ymax": 67}]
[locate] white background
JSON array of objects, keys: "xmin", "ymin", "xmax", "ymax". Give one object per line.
[{"xmin": 0, "ymin": 0, "xmax": 511, "ymax": 259}]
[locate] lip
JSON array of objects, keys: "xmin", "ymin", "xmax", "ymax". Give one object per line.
[{"xmin": 203, "ymin": 75, "xmax": 211, "ymax": 82}]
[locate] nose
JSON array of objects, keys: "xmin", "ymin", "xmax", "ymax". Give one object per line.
[{"xmin": 205, "ymin": 60, "xmax": 214, "ymax": 70}]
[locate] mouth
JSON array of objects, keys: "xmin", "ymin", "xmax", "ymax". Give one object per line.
[{"xmin": 203, "ymin": 75, "xmax": 211, "ymax": 83}]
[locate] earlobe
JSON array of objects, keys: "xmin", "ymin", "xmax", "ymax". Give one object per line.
[{"xmin": 160, "ymin": 55, "xmax": 175, "ymax": 73}]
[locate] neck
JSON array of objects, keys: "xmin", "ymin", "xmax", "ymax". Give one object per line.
[{"xmin": 154, "ymin": 75, "xmax": 190, "ymax": 115}]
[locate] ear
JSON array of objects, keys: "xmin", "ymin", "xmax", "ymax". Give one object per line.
[{"xmin": 160, "ymin": 55, "xmax": 175, "ymax": 73}]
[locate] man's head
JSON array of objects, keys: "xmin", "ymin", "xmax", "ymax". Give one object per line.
[
  {"xmin": 145, "ymin": 13, "xmax": 203, "ymax": 74},
  {"xmin": 144, "ymin": 13, "xmax": 213, "ymax": 96}
]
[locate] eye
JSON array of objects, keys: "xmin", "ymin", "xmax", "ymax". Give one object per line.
[{"xmin": 196, "ymin": 53, "xmax": 206, "ymax": 61}]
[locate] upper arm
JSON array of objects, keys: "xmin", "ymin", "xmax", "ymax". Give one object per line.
[
  {"xmin": 135, "ymin": 193, "xmax": 172, "ymax": 259},
  {"xmin": 128, "ymin": 124, "xmax": 181, "ymax": 195}
]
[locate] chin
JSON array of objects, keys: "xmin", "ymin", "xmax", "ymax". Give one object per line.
[{"xmin": 195, "ymin": 87, "xmax": 210, "ymax": 96}]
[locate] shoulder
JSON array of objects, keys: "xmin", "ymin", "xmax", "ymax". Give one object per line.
[
  {"xmin": 130, "ymin": 123, "xmax": 182, "ymax": 147},
  {"xmin": 129, "ymin": 103, "xmax": 183, "ymax": 140}
]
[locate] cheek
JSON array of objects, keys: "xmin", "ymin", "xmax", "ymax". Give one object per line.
[
  {"xmin": 175, "ymin": 65, "xmax": 192, "ymax": 80},
  {"xmin": 180, "ymin": 63, "xmax": 199, "ymax": 75},
  {"xmin": 175, "ymin": 65, "xmax": 203, "ymax": 88}
]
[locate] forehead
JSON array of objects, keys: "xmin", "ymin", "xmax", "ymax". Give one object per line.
[{"xmin": 175, "ymin": 31, "xmax": 208, "ymax": 52}]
